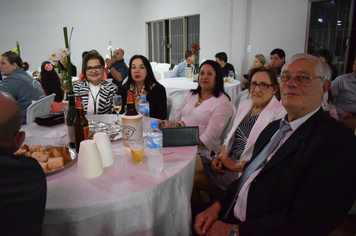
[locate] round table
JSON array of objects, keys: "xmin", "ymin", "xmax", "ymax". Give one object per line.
[{"xmin": 20, "ymin": 115, "xmax": 197, "ymax": 236}]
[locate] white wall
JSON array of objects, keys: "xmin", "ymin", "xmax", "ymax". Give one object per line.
[
  {"xmin": 0, "ymin": 0, "xmax": 138, "ymax": 73},
  {"xmin": 137, "ymin": 0, "xmax": 309, "ymax": 80},
  {"xmin": 0, "ymin": 0, "xmax": 309, "ymax": 80}
]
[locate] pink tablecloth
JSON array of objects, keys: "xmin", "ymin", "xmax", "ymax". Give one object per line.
[{"xmin": 20, "ymin": 115, "xmax": 197, "ymax": 236}]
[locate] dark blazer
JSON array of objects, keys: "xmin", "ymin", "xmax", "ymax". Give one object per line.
[
  {"xmin": 0, "ymin": 147, "xmax": 47, "ymax": 236},
  {"xmin": 219, "ymin": 108, "xmax": 356, "ymax": 236},
  {"xmin": 119, "ymin": 82, "xmax": 167, "ymax": 120}
]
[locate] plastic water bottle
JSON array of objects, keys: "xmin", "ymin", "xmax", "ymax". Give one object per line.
[
  {"xmin": 147, "ymin": 120, "xmax": 163, "ymax": 172},
  {"xmin": 138, "ymin": 96, "xmax": 150, "ymax": 132}
]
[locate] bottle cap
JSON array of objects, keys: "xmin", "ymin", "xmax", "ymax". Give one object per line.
[
  {"xmin": 141, "ymin": 95, "xmax": 146, "ymax": 100},
  {"xmin": 151, "ymin": 120, "xmax": 158, "ymax": 128}
]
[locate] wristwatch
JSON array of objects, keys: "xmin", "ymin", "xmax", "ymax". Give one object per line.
[{"xmin": 228, "ymin": 224, "xmax": 238, "ymax": 236}]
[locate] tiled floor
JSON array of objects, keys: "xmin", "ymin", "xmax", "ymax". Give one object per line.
[{"xmin": 329, "ymin": 214, "xmax": 356, "ymax": 236}]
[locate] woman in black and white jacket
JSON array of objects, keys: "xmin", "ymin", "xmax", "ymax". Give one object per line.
[{"xmin": 73, "ymin": 52, "xmax": 118, "ymax": 114}]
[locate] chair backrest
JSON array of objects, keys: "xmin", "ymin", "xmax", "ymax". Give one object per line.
[
  {"xmin": 153, "ymin": 71, "xmax": 161, "ymax": 80},
  {"xmin": 122, "ymin": 77, "xmax": 128, "ymax": 85},
  {"xmin": 167, "ymin": 97, "xmax": 173, "ymax": 118},
  {"xmin": 150, "ymin": 62, "xmax": 158, "ymax": 71},
  {"xmin": 26, "ymin": 93, "xmax": 56, "ymax": 124},
  {"xmin": 219, "ymin": 103, "xmax": 237, "ymax": 143},
  {"xmin": 167, "ymin": 89, "xmax": 190, "ymax": 118},
  {"xmin": 155, "ymin": 63, "xmax": 171, "ymax": 79},
  {"xmin": 163, "ymin": 70, "xmax": 173, "ymax": 79}
]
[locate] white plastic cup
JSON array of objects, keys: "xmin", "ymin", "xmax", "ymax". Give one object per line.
[
  {"xmin": 93, "ymin": 132, "xmax": 115, "ymax": 167},
  {"xmin": 77, "ymin": 140, "xmax": 103, "ymax": 178}
]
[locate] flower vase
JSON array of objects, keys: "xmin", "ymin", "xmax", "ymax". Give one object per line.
[{"xmin": 192, "ymin": 63, "xmax": 199, "ymax": 82}]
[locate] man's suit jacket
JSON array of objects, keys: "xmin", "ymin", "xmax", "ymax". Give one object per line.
[
  {"xmin": 219, "ymin": 108, "xmax": 356, "ymax": 236},
  {"xmin": 0, "ymin": 147, "xmax": 47, "ymax": 236}
]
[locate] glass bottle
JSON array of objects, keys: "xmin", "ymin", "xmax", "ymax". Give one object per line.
[
  {"xmin": 125, "ymin": 91, "xmax": 139, "ymax": 116},
  {"xmin": 66, "ymin": 91, "xmax": 76, "ymax": 148},
  {"xmin": 74, "ymin": 96, "xmax": 89, "ymax": 152}
]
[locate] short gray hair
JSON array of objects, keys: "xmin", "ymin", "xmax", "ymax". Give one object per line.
[{"xmin": 281, "ymin": 53, "xmax": 332, "ymax": 82}]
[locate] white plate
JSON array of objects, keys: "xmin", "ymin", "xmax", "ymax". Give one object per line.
[{"xmin": 44, "ymin": 146, "xmax": 77, "ymax": 176}]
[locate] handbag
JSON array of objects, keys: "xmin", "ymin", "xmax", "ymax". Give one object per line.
[
  {"xmin": 159, "ymin": 126, "xmax": 199, "ymax": 147},
  {"xmin": 35, "ymin": 111, "xmax": 65, "ymax": 126}
]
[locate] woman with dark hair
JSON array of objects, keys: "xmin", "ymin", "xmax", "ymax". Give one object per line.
[
  {"xmin": 119, "ymin": 54, "xmax": 167, "ymax": 119},
  {"xmin": 58, "ymin": 57, "xmax": 77, "ymax": 77},
  {"xmin": 73, "ymin": 51, "xmax": 117, "ymax": 114},
  {"xmin": 192, "ymin": 66, "xmax": 285, "ymax": 202},
  {"xmin": 40, "ymin": 61, "xmax": 64, "ymax": 113},
  {"xmin": 174, "ymin": 60, "xmax": 234, "ymax": 156},
  {"xmin": 0, "ymin": 51, "xmax": 44, "ymax": 124}
]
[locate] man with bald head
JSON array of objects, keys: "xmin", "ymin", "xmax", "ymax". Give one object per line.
[
  {"xmin": 105, "ymin": 48, "xmax": 128, "ymax": 89},
  {"xmin": 0, "ymin": 91, "xmax": 47, "ymax": 236}
]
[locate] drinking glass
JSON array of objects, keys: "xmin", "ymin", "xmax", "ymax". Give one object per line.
[
  {"xmin": 228, "ymin": 70, "xmax": 235, "ymax": 82},
  {"xmin": 113, "ymin": 95, "xmax": 122, "ymax": 125}
]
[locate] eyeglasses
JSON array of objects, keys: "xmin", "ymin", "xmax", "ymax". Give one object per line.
[
  {"xmin": 249, "ymin": 82, "xmax": 274, "ymax": 90},
  {"xmin": 277, "ymin": 74, "xmax": 323, "ymax": 84},
  {"xmin": 86, "ymin": 65, "xmax": 103, "ymax": 72}
]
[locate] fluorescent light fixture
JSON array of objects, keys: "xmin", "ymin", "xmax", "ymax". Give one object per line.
[{"xmin": 318, "ymin": 18, "xmax": 323, "ymax": 22}]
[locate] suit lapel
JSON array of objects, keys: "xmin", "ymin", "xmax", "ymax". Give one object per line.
[{"xmin": 259, "ymin": 108, "xmax": 325, "ymax": 174}]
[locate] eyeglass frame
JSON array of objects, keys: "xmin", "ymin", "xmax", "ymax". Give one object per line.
[
  {"xmin": 86, "ymin": 65, "xmax": 103, "ymax": 72},
  {"xmin": 277, "ymin": 74, "xmax": 323, "ymax": 84},
  {"xmin": 249, "ymin": 81, "xmax": 275, "ymax": 90}
]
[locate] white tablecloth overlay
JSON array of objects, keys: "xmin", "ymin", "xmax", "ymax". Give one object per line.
[
  {"xmin": 20, "ymin": 115, "xmax": 197, "ymax": 236},
  {"xmin": 159, "ymin": 77, "xmax": 241, "ymax": 117}
]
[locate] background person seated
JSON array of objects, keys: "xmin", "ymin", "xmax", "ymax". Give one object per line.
[
  {"xmin": 0, "ymin": 91, "xmax": 47, "ymax": 236},
  {"xmin": 331, "ymin": 57, "xmax": 356, "ymax": 120},
  {"xmin": 105, "ymin": 48, "xmax": 128, "ymax": 89},
  {"xmin": 58, "ymin": 56, "xmax": 77, "ymax": 76},
  {"xmin": 264, "ymin": 48, "xmax": 286, "ymax": 75},
  {"xmin": 215, "ymin": 52, "xmax": 235, "ymax": 78},
  {"xmin": 174, "ymin": 60, "xmax": 233, "ymax": 157},
  {"xmin": 193, "ymin": 67, "xmax": 285, "ymax": 202},
  {"xmin": 0, "ymin": 51, "xmax": 45, "ymax": 124},
  {"xmin": 39, "ymin": 61, "xmax": 64, "ymax": 113},
  {"xmin": 243, "ymin": 54, "xmax": 266, "ymax": 90},
  {"xmin": 171, "ymin": 50, "xmax": 195, "ymax": 78},
  {"xmin": 73, "ymin": 51, "xmax": 118, "ymax": 115}
]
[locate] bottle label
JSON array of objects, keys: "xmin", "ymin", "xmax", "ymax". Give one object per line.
[
  {"xmin": 139, "ymin": 104, "xmax": 150, "ymax": 114},
  {"xmin": 83, "ymin": 126, "xmax": 89, "ymax": 140},
  {"xmin": 147, "ymin": 136, "xmax": 162, "ymax": 149}
]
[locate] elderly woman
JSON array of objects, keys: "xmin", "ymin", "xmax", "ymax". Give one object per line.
[
  {"xmin": 193, "ymin": 66, "xmax": 286, "ymax": 201},
  {"xmin": 0, "ymin": 51, "xmax": 45, "ymax": 124},
  {"xmin": 174, "ymin": 60, "xmax": 234, "ymax": 156},
  {"xmin": 119, "ymin": 55, "xmax": 167, "ymax": 119},
  {"xmin": 73, "ymin": 52, "xmax": 118, "ymax": 114},
  {"xmin": 40, "ymin": 61, "xmax": 64, "ymax": 113}
]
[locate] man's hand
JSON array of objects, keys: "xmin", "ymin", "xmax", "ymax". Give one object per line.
[
  {"xmin": 105, "ymin": 58, "xmax": 112, "ymax": 67},
  {"xmin": 206, "ymin": 221, "xmax": 237, "ymax": 236},
  {"xmin": 194, "ymin": 201, "xmax": 222, "ymax": 236}
]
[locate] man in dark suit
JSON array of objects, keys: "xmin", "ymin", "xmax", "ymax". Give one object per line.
[
  {"xmin": 0, "ymin": 91, "xmax": 47, "ymax": 236},
  {"xmin": 194, "ymin": 54, "xmax": 356, "ymax": 236}
]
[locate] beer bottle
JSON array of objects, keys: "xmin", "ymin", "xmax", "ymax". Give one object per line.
[
  {"xmin": 66, "ymin": 91, "xmax": 76, "ymax": 148},
  {"xmin": 125, "ymin": 91, "xmax": 139, "ymax": 115},
  {"xmin": 74, "ymin": 96, "xmax": 89, "ymax": 152}
]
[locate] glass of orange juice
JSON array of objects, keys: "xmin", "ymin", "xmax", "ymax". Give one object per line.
[{"xmin": 129, "ymin": 141, "xmax": 143, "ymax": 164}]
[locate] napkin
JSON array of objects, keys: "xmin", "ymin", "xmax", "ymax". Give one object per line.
[{"xmin": 43, "ymin": 130, "xmax": 67, "ymax": 139}]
